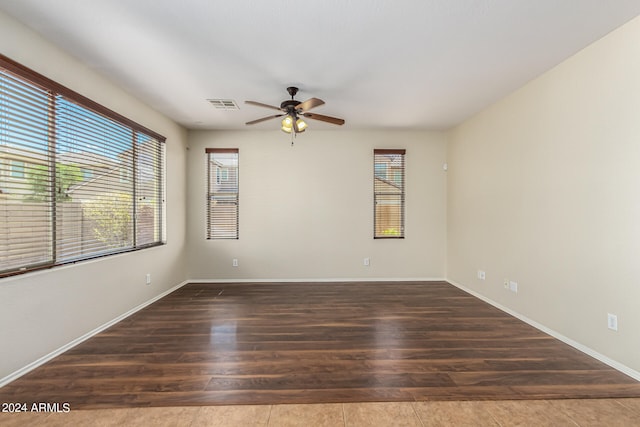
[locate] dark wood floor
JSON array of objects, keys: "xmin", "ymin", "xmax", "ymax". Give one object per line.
[{"xmin": 1, "ymin": 281, "xmax": 639, "ymax": 409}]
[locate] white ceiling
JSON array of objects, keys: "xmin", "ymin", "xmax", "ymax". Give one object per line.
[{"xmin": 2, "ymin": 0, "xmax": 639, "ymax": 131}]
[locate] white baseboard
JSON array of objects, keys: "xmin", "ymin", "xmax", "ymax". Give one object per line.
[
  {"xmin": 187, "ymin": 277, "xmax": 446, "ymax": 283},
  {"xmin": 0, "ymin": 280, "xmax": 189, "ymax": 388},
  {"xmin": 447, "ymin": 279, "xmax": 640, "ymax": 382}
]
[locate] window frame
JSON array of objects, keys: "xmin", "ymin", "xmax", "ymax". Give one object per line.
[
  {"xmin": 206, "ymin": 148, "xmax": 239, "ymax": 240},
  {"xmin": 0, "ymin": 54, "xmax": 166, "ymax": 278},
  {"xmin": 373, "ymin": 149, "xmax": 406, "ymax": 239}
]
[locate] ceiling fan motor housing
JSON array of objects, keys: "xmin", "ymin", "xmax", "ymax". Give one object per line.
[
  {"xmin": 282, "ymin": 87, "xmax": 301, "ymax": 112},
  {"xmin": 280, "ymin": 99, "xmax": 301, "ymax": 111}
]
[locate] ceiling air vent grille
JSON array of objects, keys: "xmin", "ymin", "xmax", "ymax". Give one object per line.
[{"xmin": 207, "ymin": 99, "xmax": 239, "ymax": 110}]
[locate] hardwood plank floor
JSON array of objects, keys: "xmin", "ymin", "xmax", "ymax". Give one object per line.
[{"xmin": 1, "ymin": 281, "xmax": 639, "ymax": 410}]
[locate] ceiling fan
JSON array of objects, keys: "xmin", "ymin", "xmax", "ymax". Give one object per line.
[{"xmin": 245, "ymin": 87, "xmax": 345, "ymax": 134}]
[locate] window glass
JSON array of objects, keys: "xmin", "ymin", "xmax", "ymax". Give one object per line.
[
  {"xmin": 206, "ymin": 149, "xmax": 239, "ymax": 239},
  {"xmin": 374, "ymin": 149, "xmax": 405, "ymax": 239}
]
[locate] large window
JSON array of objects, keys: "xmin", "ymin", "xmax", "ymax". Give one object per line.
[
  {"xmin": 0, "ymin": 55, "xmax": 165, "ymax": 277},
  {"xmin": 206, "ymin": 148, "xmax": 239, "ymax": 239},
  {"xmin": 374, "ymin": 149, "xmax": 405, "ymax": 238}
]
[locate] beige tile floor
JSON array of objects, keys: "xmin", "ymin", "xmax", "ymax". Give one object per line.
[{"xmin": 1, "ymin": 399, "xmax": 640, "ymax": 426}]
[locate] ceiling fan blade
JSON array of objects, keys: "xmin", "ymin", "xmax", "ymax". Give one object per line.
[
  {"xmin": 302, "ymin": 112, "xmax": 345, "ymax": 126},
  {"xmin": 245, "ymin": 100, "xmax": 283, "ymax": 111},
  {"xmin": 296, "ymin": 97, "xmax": 325, "ymax": 112},
  {"xmin": 246, "ymin": 114, "xmax": 283, "ymax": 125}
]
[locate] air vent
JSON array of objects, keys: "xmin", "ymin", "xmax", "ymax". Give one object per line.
[{"xmin": 207, "ymin": 99, "xmax": 239, "ymax": 110}]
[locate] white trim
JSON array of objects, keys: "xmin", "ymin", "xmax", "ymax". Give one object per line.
[
  {"xmin": 0, "ymin": 280, "xmax": 189, "ymax": 388},
  {"xmin": 187, "ymin": 277, "xmax": 446, "ymax": 283},
  {"xmin": 447, "ymin": 279, "xmax": 640, "ymax": 382}
]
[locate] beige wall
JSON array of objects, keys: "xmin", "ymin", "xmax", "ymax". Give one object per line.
[
  {"xmin": 187, "ymin": 130, "xmax": 447, "ymax": 281},
  {"xmin": 0, "ymin": 11, "xmax": 188, "ymax": 381},
  {"xmin": 447, "ymin": 16, "xmax": 640, "ymax": 373}
]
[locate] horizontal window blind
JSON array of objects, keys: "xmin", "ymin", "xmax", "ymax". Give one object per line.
[
  {"xmin": 0, "ymin": 54, "xmax": 165, "ymax": 277},
  {"xmin": 206, "ymin": 148, "xmax": 239, "ymax": 239},
  {"xmin": 374, "ymin": 149, "xmax": 405, "ymax": 238},
  {"xmin": 0, "ymin": 67, "xmax": 53, "ymax": 271}
]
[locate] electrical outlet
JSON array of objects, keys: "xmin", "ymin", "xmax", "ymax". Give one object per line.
[
  {"xmin": 607, "ymin": 313, "xmax": 618, "ymax": 331},
  {"xmin": 145, "ymin": 273, "xmax": 151, "ymax": 285},
  {"xmin": 509, "ymin": 281, "xmax": 518, "ymax": 293},
  {"xmin": 477, "ymin": 270, "xmax": 486, "ymax": 280},
  {"xmin": 232, "ymin": 259, "xmax": 238, "ymax": 267},
  {"xmin": 364, "ymin": 257, "xmax": 370, "ymax": 266}
]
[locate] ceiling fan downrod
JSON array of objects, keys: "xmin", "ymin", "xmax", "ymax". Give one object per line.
[{"xmin": 286, "ymin": 86, "xmax": 299, "ymax": 98}]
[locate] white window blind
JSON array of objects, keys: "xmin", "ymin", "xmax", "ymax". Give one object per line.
[
  {"xmin": 374, "ymin": 149, "xmax": 405, "ymax": 238},
  {"xmin": 206, "ymin": 148, "xmax": 239, "ymax": 239},
  {"xmin": 0, "ymin": 54, "xmax": 165, "ymax": 277}
]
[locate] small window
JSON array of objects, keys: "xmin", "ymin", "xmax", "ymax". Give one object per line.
[
  {"xmin": 10, "ymin": 160, "xmax": 25, "ymax": 178},
  {"xmin": 206, "ymin": 148, "xmax": 239, "ymax": 239},
  {"xmin": 374, "ymin": 162, "xmax": 386, "ymax": 179},
  {"xmin": 119, "ymin": 168, "xmax": 132, "ymax": 183},
  {"xmin": 374, "ymin": 149, "xmax": 405, "ymax": 238},
  {"xmin": 216, "ymin": 167, "xmax": 229, "ymax": 184}
]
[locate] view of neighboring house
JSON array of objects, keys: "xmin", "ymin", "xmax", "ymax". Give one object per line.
[
  {"xmin": 0, "ymin": 143, "xmax": 121, "ymax": 200},
  {"xmin": 374, "ymin": 153, "xmax": 403, "ymax": 186},
  {"xmin": 208, "ymin": 155, "xmax": 238, "ymax": 195},
  {"xmin": 0, "ymin": 144, "xmax": 47, "ymax": 197},
  {"xmin": 1, "ymin": 139, "xmax": 161, "ymax": 202},
  {"xmin": 65, "ymin": 151, "xmax": 132, "ymax": 201}
]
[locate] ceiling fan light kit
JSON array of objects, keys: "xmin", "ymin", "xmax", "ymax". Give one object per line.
[
  {"xmin": 245, "ymin": 87, "xmax": 344, "ymax": 141},
  {"xmin": 281, "ymin": 116, "xmax": 306, "ymax": 134}
]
